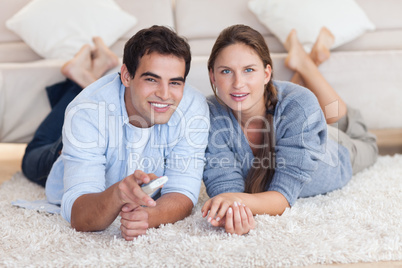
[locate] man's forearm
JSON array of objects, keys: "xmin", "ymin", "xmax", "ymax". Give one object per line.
[
  {"xmin": 144, "ymin": 192, "xmax": 193, "ymax": 228},
  {"xmin": 71, "ymin": 183, "xmax": 122, "ymax": 232}
]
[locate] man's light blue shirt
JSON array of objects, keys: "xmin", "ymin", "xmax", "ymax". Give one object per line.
[{"xmin": 46, "ymin": 73, "xmax": 210, "ymax": 223}]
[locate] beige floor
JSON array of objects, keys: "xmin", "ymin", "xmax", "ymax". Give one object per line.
[{"xmin": 0, "ymin": 142, "xmax": 400, "ymax": 267}]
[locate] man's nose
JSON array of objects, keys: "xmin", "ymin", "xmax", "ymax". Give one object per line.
[{"xmin": 156, "ymin": 83, "xmax": 170, "ymax": 100}]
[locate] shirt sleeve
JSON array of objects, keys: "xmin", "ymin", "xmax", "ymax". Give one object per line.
[
  {"xmin": 268, "ymin": 92, "xmax": 327, "ymax": 206},
  {"xmin": 161, "ymin": 95, "xmax": 210, "ymax": 206},
  {"xmin": 203, "ymin": 100, "xmax": 246, "ymax": 198},
  {"xmin": 60, "ymin": 101, "xmax": 108, "ymax": 223}
]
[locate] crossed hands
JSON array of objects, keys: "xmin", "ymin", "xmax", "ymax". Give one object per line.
[
  {"xmin": 116, "ymin": 170, "xmax": 158, "ymax": 241},
  {"xmin": 201, "ymin": 193, "xmax": 256, "ymax": 235}
]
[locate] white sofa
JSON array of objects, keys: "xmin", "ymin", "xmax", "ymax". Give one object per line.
[{"xmin": 1, "ymin": 0, "xmax": 402, "ymax": 149}]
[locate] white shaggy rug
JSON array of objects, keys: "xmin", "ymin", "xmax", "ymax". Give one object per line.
[{"xmin": 1, "ymin": 155, "xmax": 401, "ymax": 267}]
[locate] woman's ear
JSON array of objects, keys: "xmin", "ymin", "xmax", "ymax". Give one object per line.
[
  {"xmin": 120, "ymin": 64, "xmax": 131, "ymax": 87},
  {"xmin": 208, "ymin": 68, "xmax": 216, "ymax": 87},
  {"xmin": 264, "ymin": 64, "xmax": 272, "ymax": 85}
]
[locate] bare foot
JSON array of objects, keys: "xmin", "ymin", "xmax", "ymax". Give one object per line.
[
  {"xmin": 284, "ymin": 30, "xmax": 311, "ymax": 72},
  {"xmin": 91, "ymin": 37, "xmax": 119, "ymax": 79},
  {"xmin": 310, "ymin": 27, "xmax": 335, "ymax": 66},
  {"xmin": 61, "ymin": 44, "xmax": 96, "ymax": 88}
]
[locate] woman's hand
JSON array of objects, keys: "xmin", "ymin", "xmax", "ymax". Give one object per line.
[
  {"xmin": 202, "ymin": 193, "xmax": 256, "ymax": 235},
  {"xmin": 201, "ymin": 193, "xmax": 243, "ymax": 226},
  {"xmin": 224, "ymin": 201, "xmax": 255, "ymax": 235}
]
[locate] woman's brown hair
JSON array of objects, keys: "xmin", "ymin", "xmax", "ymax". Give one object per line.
[{"xmin": 207, "ymin": 24, "xmax": 278, "ymax": 193}]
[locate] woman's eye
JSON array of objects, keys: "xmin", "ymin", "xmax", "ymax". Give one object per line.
[
  {"xmin": 222, "ymin": 69, "xmax": 231, "ymax": 74},
  {"xmin": 245, "ymin": 68, "xmax": 253, "ymax": 73}
]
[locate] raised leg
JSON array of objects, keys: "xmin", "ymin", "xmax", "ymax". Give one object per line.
[
  {"xmin": 285, "ymin": 29, "xmax": 347, "ymax": 124},
  {"xmin": 91, "ymin": 37, "xmax": 119, "ymax": 79},
  {"xmin": 61, "ymin": 44, "xmax": 96, "ymax": 88},
  {"xmin": 290, "ymin": 27, "xmax": 334, "ymax": 88}
]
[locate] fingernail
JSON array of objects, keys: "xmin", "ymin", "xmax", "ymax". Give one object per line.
[
  {"xmin": 207, "ymin": 217, "xmax": 212, "ymax": 222},
  {"xmin": 216, "ymin": 217, "xmax": 220, "ymax": 222},
  {"xmin": 234, "ymin": 202, "xmax": 238, "ymax": 207},
  {"xmin": 228, "ymin": 207, "xmax": 233, "ymax": 214},
  {"xmin": 148, "ymin": 200, "xmax": 155, "ymax": 206},
  {"xmin": 242, "ymin": 203, "xmax": 246, "ymax": 207}
]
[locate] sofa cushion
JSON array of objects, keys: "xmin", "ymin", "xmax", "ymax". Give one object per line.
[
  {"xmin": 248, "ymin": 0, "xmax": 375, "ymax": 52},
  {"xmin": 6, "ymin": 0, "xmax": 138, "ymax": 59}
]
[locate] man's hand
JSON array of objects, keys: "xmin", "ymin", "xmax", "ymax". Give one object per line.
[
  {"xmin": 116, "ymin": 170, "xmax": 157, "ymax": 208},
  {"xmin": 120, "ymin": 203, "xmax": 149, "ymax": 241},
  {"xmin": 71, "ymin": 170, "xmax": 158, "ymax": 232}
]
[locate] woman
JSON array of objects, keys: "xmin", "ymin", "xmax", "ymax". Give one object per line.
[{"xmin": 202, "ymin": 25, "xmax": 378, "ymax": 235}]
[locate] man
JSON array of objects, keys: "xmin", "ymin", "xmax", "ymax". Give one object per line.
[{"xmin": 44, "ymin": 26, "xmax": 209, "ymax": 240}]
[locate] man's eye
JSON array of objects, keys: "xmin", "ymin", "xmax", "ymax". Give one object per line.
[
  {"xmin": 222, "ymin": 69, "xmax": 231, "ymax": 74},
  {"xmin": 245, "ymin": 68, "xmax": 253, "ymax": 73},
  {"xmin": 171, "ymin": 82, "xmax": 182, "ymax": 86},
  {"xmin": 146, "ymin": 78, "xmax": 156, "ymax": 82}
]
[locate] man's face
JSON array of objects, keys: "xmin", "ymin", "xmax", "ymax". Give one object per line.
[{"xmin": 121, "ymin": 52, "xmax": 186, "ymax": 128}]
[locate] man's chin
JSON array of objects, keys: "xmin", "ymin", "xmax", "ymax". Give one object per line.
[{"xmin": 151, "ymin": 115, "xmax": 173, "ymax": 125}]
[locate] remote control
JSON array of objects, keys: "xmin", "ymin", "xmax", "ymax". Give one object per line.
[{"xmin": 141, "ymin": 176, "xmax": 168, "ymax": 196}]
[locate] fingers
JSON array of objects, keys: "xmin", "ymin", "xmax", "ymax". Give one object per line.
[
  {"xmin": 201, "ymin": 199, "xmax": 212, "ymax": 218},
  {"xmin": 202, "ymin": 198, "xmax": 230, "ymax": 226},
  {"xmin": 225, "ymin": 207, "xmax": 234, "ymax": 234},
  {"xmin": 232, "ymin": 202, "xmax": 242, "ymax": 234},
  {"xmin": 210, "ymin": 202, "xmax": 230, "ymax": 227},
  {"xmin": 133, "ymin": 170, "xmax": 152, "ymax": 185},
  {"xmin": 120, "ymin": 207, "xmax": 149, "ymax": 241},
  {"xmin": 245, "ymin": 206, "xmax": 256, "ymax": 230},
  {"xmin": 121, "ymin": 202, "xmax": 139, "ymax": 213},
  {"xmin": 118, "ymin": 172, "xmax": 156, "ymax": 207},
  {"xmin": 224, "ymin": 202, "xmax": 254, "ymax": 235}
]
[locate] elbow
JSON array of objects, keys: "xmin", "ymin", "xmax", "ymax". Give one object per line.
[
  {"xmin": 276, "ymin": 204, "xmax": 290, "ymax": 216},
  {"xmin": 71, "ymin": 217, "xmax": 89, "ymax": 232},
  {"xmin": 71, "ymin": 217, "xmax": 105, "ymax": 232},
  {"xmin": 277, "ymin": 198, "xmax": 291, "ymax": 216},
  {"xmin": 70, "ymin": 218, "xmax": 84, "ymax": 231}
]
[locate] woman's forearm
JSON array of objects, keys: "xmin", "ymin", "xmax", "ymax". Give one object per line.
[{"xmin": 236, "ymin": 191, "xmax": 290, "ymax": 216}]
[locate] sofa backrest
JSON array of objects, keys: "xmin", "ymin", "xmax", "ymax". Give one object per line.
[{"xmin": 175, "ymin": 0, "xmax": 402, "ymax": 56}]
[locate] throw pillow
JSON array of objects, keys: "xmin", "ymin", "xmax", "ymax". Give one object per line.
[
  {"xmin": 248, "ymin": 0, "xmax": 375, "ymax": 52},
  {"xmin": 6, "ymin": 0, "xmax": 137, "ymax": 59}
]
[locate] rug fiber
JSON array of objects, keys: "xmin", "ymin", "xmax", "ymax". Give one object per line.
[{"xmin": 0, "ymin": 155, "xmax": 401, "ymax": 267}]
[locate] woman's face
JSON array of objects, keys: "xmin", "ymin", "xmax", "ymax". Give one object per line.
[{"xmin": 209, "ymin": 43, "xmax": 271, "ymax": 115}]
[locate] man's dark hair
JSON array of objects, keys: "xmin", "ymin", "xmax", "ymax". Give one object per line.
[{"xmin": 123, "ymin": 25, "xmax": 191, "ymax": 79}]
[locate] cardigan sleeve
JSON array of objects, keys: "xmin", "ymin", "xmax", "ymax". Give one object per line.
[
  {"xmin": 203, "ymin": 98, "xmax": 246, "ymax": 197},
  {"xmin": 268, "ymin": 89, "xmax": 327, "ymax": 206}
]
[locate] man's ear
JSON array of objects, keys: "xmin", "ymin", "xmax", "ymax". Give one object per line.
[{"xmin": 120, "ymin": 64, "xmax": 131, "ymax": 87}]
